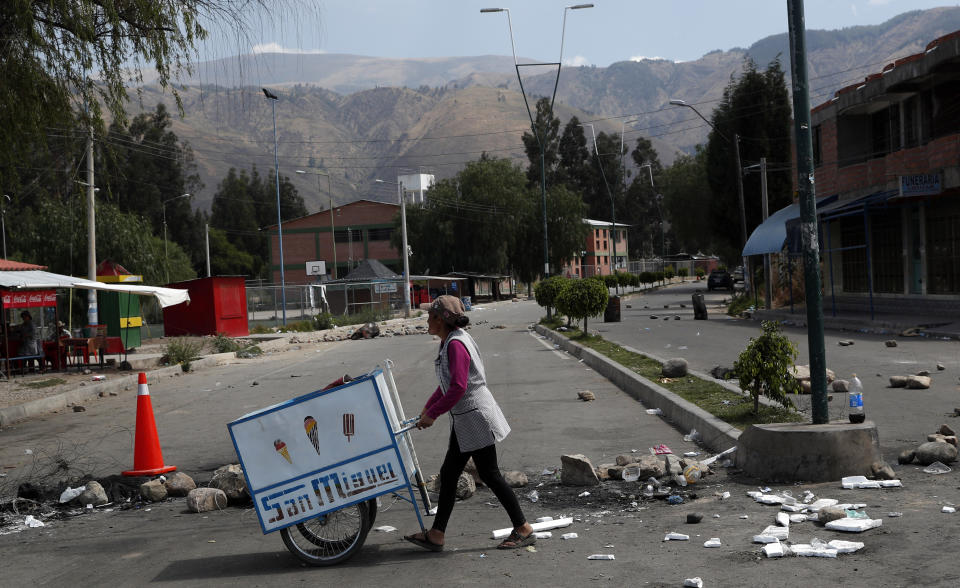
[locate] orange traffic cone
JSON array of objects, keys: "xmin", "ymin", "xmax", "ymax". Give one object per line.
[{"xmin": 122, "ymin": 373, "xmax": 177, "ymax": 477}]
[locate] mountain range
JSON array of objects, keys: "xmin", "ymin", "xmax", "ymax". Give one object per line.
[{"xmin": 130, "ymin": 7, "xmax": 960, "ymax": 213}]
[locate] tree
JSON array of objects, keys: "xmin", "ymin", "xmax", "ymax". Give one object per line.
[
  {"xmin": 555, "ymin": 277, "xmax": 608, "ymax": 334},
  {"xmin": 706, "ymin": 57, "xmax": 793, "ymax": 263},
  {"xmin": 662, "ymin": 146, "xmax": 714, "ymax": 255},
  {"xmin": 626, "ymin": 136, "xmax": 666, "ymax": 258},
  {"xmin": 534, "ymin": 276, "xmax": 568, "ymax": 319},
  {"xmin": 521, "ymin": 98, "xmax": 561, "ymax": 188},
  {"xmin": 734, "ymin": 321, "xmax": 801, "ymax": 414},
  {"xmin": 210, "ymin": 168, "xmax": 262, "ymax": 275}
]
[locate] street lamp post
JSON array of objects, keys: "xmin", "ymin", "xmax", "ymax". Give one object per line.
[
  {"xmin": 669, "ymin": 98, "xmax": 749, "ymax": 294},
  {"xmin": 639, "ymin": 163, "xmax": 665, "ymax": 283},
  {"xmin": 376, "ymin": 179, "xmax": 411, "ymax": 318},
  {"xmin": 481, "ymin": 3, "xmax": 592, "ymax": 278},
  {"xmin": 161, "ymin": 193, "xmax": 191, "ymax": 284},
  {"xmin": 263, "ymin": 87, "xmax": 287, "ymax": 326},
  {"xmin": 1, "ymin": 194, "xmax": 9, "ymax": 259},
  {"xmin": 581, "ymin": 123, "xmax": 618, "ymax": 287},
  {"xmin": 296, "ymin": 170, "xmax": 337, "ymax": 280}
]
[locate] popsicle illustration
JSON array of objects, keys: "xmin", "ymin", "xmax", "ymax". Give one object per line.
[
  {"xmin": 343, "ymin": 413, "xmax": 355, "ymax": 443},
  {"xmin": 274, "ymin": 439, "xmax": 292, "ymax": 463},
  {"xmin": 304, "ymin": 416, "xmax": 320, "ymax": 454}
]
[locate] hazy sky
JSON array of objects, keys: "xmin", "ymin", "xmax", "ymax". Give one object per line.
[{"xmin": 205, "ymin": 0, "xmax": 957, "ymax": 66}]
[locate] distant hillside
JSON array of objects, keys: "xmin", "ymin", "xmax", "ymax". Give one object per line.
[{"xmin": 129, "ymin": 7, "xmax": 960, "ymax": 213}]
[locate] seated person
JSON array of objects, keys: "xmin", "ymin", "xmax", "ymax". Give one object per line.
[
  {"xmin": 48, "ymin": 320, "xmax": 70, "ymax": 340},
  {"xmin": 15, "ymin": 310, "xmax": 41, "ymax": 371}
]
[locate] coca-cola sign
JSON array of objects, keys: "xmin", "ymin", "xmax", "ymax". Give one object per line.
[{"xmin": 2, "ymin": 290, "xmax": 57, "ymax": 308}]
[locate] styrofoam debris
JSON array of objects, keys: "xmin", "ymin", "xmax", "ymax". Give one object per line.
[
  {"xmin": 824, "ymin": 518, "xmax": 883, "ymax": 532},
  {"xmin": 755, "ymin": 494, "xmax": 786, "ymax": 505},
  {"xmin": 841, "ymin": 475, "xmax": 881, "ymax": 489},
  {"xmin": 753, "ymin": 534, "xmax": 780, "ymax": 544},
  {"xmin": 780, "ymin": 503, "xmax": 805, "ymax": 513},
  {"xmin": 802, "ymin": 490, "xmax": 815, "ymax": 503},
  {"xmin": 703, "ymin": 537, "xmax": 722, "ymax": 548},
  {"xmin": 760, "ymin": 525, "xmax": 789, "ymax": 540},
  {"xmin": 776, "ymin": 512, "xmax": 790, "ymax": 527},
  {"xmin": 942, "ymin": 506, "xmax": 956, "ymax": 513},
  {"xmin": 763, "ymin": 540, "xmax": 786, "ymax": 558},
  {"xmin": 739, "ymin": 515, "xmax": 749, "ymax": 519},
  {"xmin": 791, "ymin": 544, "xmax": 839, "ymax": 558},
  {"xmin": 645, "ymin": 408, "xmax": 663, "ymax": 415},
  {"xmin": 923, "ymin": 461, "xmax": 952, "ymax": 474},
  {"xmin": 663, "ymin": 532, "xmax": 690, "ymax": 541},
  {"xmin": 491, "ymin": 517, "xmax": 573, "ymax": 539},
  {"xmin": 59, "ymin": 486, "xmax": 86, "ymax": 504},
  {"xmin": 828, "ymin": 539, "xmax": 865, "ymax": 554},
  {"xmin": 24, "ymin": 515, "xmax": 44, "ymax": 528},
  {"xmin": 747, "ymin": 491, "xmax": 762, "ymax": 499},
  {"xmin": 578, "ymin": 491, "xmax": 591, "ymax": 498},
  {"xmin": 701, "ymin": 446, "xmax": 735, "ymax": 465},
  {"xmin": 533, "ymin": 532, "xmax": 552, "ymax": 539},
  {"xmin": 588, "ymin": 554, "xmax": 615, "ymax": 560},
  {"xmin": 807, "ymin": 498, "xmax": 839, "ymax": 512},
  {"xmin": 878, "ymin": 479, "xmax": 902, "ymax": 488},
  {"xmin": 535, "ymin": 516, "xmax": 554, "ymax": 523},
  {"xmin": 562, "ymin": 533, "xmax": 578, "ymax": 540},
  {"xmin": 683, "ymin": 578, "xmax": 704, "ymax": 588},
  {"xmin": 721, "ymin": 491, "xmax": 731, "ymax": 500},
  {"xmin": 373, "ymin": 525, "xmax": 397, "ymax": 533},
  {"xmin": 683, "ymin": 452, "xmax": 699, "ymax": 457},
  {"xmin": 429, "ymin": 507, "xmax": 438, "ymax": 515},
  {"xmin": 887, "ymin": 512, "xmax": 902, "ymax": 517},
  {"xmin": 789, "ymin": 514, "xmax": 808, "ymax": 523}
]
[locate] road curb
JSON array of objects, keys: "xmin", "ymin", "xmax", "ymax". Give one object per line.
[
  {"xmin": 535, "ymin": 325, "xmax": 740, "ymax": 453},
  {"xmin": 0, "ymin": 352, "xmax": 236, "ymax": 428}
]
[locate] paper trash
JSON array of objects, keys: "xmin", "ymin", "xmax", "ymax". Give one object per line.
[
  {"xmin": 825, "ymin": 518, "xmax": 883, "ymax": 532},
  {"xmin": 588, "ymin": 554, "xmax": 615, "ymax": 560}
]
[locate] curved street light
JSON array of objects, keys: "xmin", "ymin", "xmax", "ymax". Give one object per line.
[
  {"xmin": 161, "ymin": 193, "xmax": 191, "ymax": 283},
  {"xmin": 263, "ymin": 87, "xmax": 286, "ymax": 325}
]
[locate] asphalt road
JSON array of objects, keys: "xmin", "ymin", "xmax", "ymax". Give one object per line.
[
  {"xmin": 1, "ymin": 297, "xmax": 959, "ymax": 586},
  {"xmin": 598, "ymin": 281, "xmax": 960, "ymax": 460}
]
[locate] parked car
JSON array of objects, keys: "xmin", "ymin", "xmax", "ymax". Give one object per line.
[
  {"xmin": 707, "ymin": 269, "xmax": 734, "ymax": 291},
  {"xmin": 732, "ymin": 266, "xmax": 744, "ymax": 282}
]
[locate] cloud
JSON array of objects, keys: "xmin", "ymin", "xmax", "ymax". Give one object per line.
[
  {"xmin": 630, "ymin": 55, "xmax": 669, "ymax": 62},
  {"xmin": 564, "ymin": 55, "xmax": 590, "ymax": 67},
  {"xmin": 251, "ymin": 43, "xmax": 325, "ymax": 55},
  {"xmin": 867, "ymin": 0, "xmax": 893, "ymax": 5}
]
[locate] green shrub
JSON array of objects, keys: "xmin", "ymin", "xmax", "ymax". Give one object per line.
[
  {"xmin": 250, "ymin": 324, "xmax": 272, "ymax": 334},
  {"xmin": 695, "ymin": 267, "xmax": 705, "ymax": 279},
  {"xmin": 212, "ymin": 333, "xmax": 241, "ymax": 353},
  {"xmin": 534, "ymin": 276, "xmax": 568, "ymax": 318},
  {"xmin": 555, "ymin": 276, "xmax": 608, "ymax": 334},
  {"xmin": 603, "ymin": 274, "xmax": 618, "ymax": 288},
  {"xmin": 727, "ymin": 293, "xmax": 753, "ymax": 317},
  {"xmin": 166, "ymin": 338, "xmax": 202, "ymax": 372},
  {"xmin": 677, "ymin": 267, "xmax": 689, "ymax": 279},
  {"xmin": 639, "ymin": 271, "xmax": 654, "ymax": 285},
  {"xmin": 654, "ymin": 271, "xmax": 664, "ymax": 283},
  {"xmin": 664, "ymin": 265, "xmax": 675, "ymax": 280},
  {"xmin": 734, "ymin": 321, "xmax": 801, "ymax": 413},
  {"xmin": 314, "ymin": 312, "xmax": 335, "ymax": 330},
  {"xmin": 616, "ymin": 271, "xmax": 631, "ymax": 288},
  {"xmin": 333, "ymin": 308, "xmax": 391, "ymax": 327}
]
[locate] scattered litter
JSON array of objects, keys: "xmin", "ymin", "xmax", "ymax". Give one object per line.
[
  {"xmin": 59, "ymin": 486, "xmax": 86, "ymax": 504},
  {"xmin": 621, "ymin": 464, "xmax": 641, "ymax": 482},
  {"xmin": 562, "ymin": 533, "xmax": 579, "ymax": 540},
  {"xmin": 740, "ymin": 515, "xmax": 749, "ymax": 519},
  {"xmin": 578, "ymin": 491, "xmax": 591, "ymax": 498},
  {"xmin": 923, "ymin": 461, "xmax": 952, "ymax": 474},
  {"xmin": 824, "ymin": 518, "xmax": 883, "ymax": 532},
  {"xmin": 828, "ymin": 539, "xmax": 865, "ymax": 554},
  {"xmin": 683, "ymin": 451, "xmax": 700, "ymax": 457},
  {"xmin": 759, "ymin": 486, "xmax": 772, "ymax": 493},
  {"xmin": 533, "ymin": 532, "xmax": 552, "ymax": 539},
  {"xmin": 536, "ymin": 516, "xmax": 554, "ymax": 523},
  {"xmin": 763, "ymin": 541, "xmax": 786, "ymax": 558},
  {"xmin": 24, "ymin": 515, "xmax": 44, "ymax": 528},
  {"xmin": 663, "ymin": 532, "xmax": 690, "ymax": 541},
  {"xmin": 491, "ymin": 517, "xmax": 572, "ymax": 539},
  {"xmin": 844, "ymin": 509, "xmax": 869, "ymax": 519},
  {"xmin": 802, "ymin": 491, "xmax": 815, "ymax": 503},
  {"xmin": 942, "ymin": 506, "xmax": 956, "ymax": 513},
  {"xmin": 887, "ymin": 512, "xmax": 902, "ymax": 517},
  {"xmin": 878, "ymin": 480, "xmax": 902, "ymax": 488},
  {"xmin": 429, "ymin": 507, "xmax": 438, "ymax": 515},
  {"xmin": 703, "ymin": 538, "xmax": 722, "ymax": 548},
  {"xmin": 720, "ymin": 491, "xmax": 731, "ymax": 500},
  {"xmin": 683, "ymin": 579, "xmax": 703, "ymax": 588},
  {"xmin": 479, "ymin": 553, "xmax": 487, "ymax": 558},
  {"xmin": 792, "ymin": 539, "xmax": 838, "ymax": 558},
  {"xmin": 588, "ymin": 554, "xmax": 615, "ymax": 560},
  {"xmin": 645, "ymin": 408, "xmax": 663, "ymax": 415},
  {"xmin": 789, "ymin": 514, "xmax": 808, "ymax": 523},
  {"xmin": 667, "ymin": 495, "xmax": 684, "ymax": 505},
  {"xmin": 91, "ymin": 375, "xmax": 106, "ymax": 381},
  {"xmin": 776, "ymin": 512, "xmax": 790, "ymax": 527},
  {"xmin": 713, "ymin": 514, "xmax": 721, "ymax": 518},
  {"xmin": 374, "ymin": 525, "xmax": 397, "ymax": 533},
  {"xmin": 758, "ymin": 525, "xmax": 789, "ymax": 541},
  {"xmin": 525, "ymin": 546, "xmax": 537, "ymax": 553},
  {"xmin": 780, "ymin": 503, "xmax": 805, "ymax": 513},
  {"xmin": 807, "ymin": 499, "xmax": 839, "ymax": 512},
  {"xmin": 25, "ymin": 449, "xmax": 32, "ymax": 455},
  {"xmin": 526, "ymin": 490, "xmax": 539, "ymax": 503},
  {"xmin": 682, "ymin": 429, "xmax": 701, "ymax": 442},
  {"xmin": 701, "ymin": 447, "xmax": 735, "ymax": 465},
  {"xmin": 841, "ymin": 475, "xmax": 898, "ymax": 489},
  {"xmin": 678, "ymin": 346, "xmax": 688, "ymax": 350},
  {"xmin": 650, "ymin": 444, "xmax": 672, "ymax": 455},
  {"xmin": 542, "ymin": 468, "xmax": 556, "ymax": 475}
]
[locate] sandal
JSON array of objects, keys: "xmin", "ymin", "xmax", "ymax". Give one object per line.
[
  {"xmin": 404, "ymin": 532, "xmax": 444, "ymax": 552},
  {"xmin": 497, "ymin": 528, "xmax": 537, "ymax": 550}
]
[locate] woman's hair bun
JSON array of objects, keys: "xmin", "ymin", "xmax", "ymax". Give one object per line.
[{"xmin": 453, "ymin": 315, "xmax": 470, "ymax": 328}]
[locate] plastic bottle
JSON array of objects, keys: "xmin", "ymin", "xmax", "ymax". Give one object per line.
[{"xmin": 848, "ymin": 374, "xmax": 865, "ymax": 423}]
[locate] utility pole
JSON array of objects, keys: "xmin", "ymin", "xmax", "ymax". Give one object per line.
[
  {"xmin": 205, "ymin": 223, "xmax": 211, "ymax": 277},
  {"xmin": 86, "ymin": 127, "xmax": 98, "ymax": 329},
  {"xmin": 760, "ymin": 158, "xmax": 772, "ymax": 310},
  {"xmin": 733, "ymin": 133, "xmax": 750, "ymax": 296},
  {"xmin": 788, "ymin": 0, "xmax": 829, "ymax": 424}
]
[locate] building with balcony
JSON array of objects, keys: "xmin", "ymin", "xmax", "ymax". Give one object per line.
[
  {"xmin": 560, "ymin": 219, "xmax": 630, "ymax": 278},
  {"xmin": 805, "ymin": 30, "xmax": 960, "ymax": 315}
]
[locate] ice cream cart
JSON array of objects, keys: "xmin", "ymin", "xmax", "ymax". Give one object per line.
[{"xmin": 228, "ymin": 360, "xmax": 431, "ymax": 566}]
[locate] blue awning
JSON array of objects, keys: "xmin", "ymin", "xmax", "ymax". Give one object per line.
[{"xmin": 742, "ymin": 195, "xmax": 837, "ymax": 256}]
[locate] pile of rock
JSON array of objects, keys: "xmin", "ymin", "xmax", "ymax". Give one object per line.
[
  {"xmin": 561, "ymin": 452, "xmax": 711, "ymax": 489},
  {"xmin": 899, "ymin": 424, "xmax": 958, "ymax": 465},
  {"xmin": 888, "ymin": 371, "xmax": 932, "ymax": 389},
  {"xmin": 789, "ymin": 365, "xmax": 837, "ymax": 394}
]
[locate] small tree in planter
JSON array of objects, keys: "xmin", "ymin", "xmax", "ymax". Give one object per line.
[
  {"xmin": 535, "ymin": 276, "xmax": 568, "ymax": 319},
  {"xmin": 734, "ymin": 321, "xmax": 801, "ymax": 414},
  {"xmin": 695, "ymin": 267, "xmax": 705, "ymax": 280},
  {"xmin": 664, "ymin": 265, "xmax": 675, "ymax": 280},
  {"xmin": 677, "ymin": 267, "xmax": 689, "ymax": 282},
  {"xmin": 555, "ymin": 276, "xmax": 608, "ymax": 335},
  {"xmin": 616, "ymin": 271, "xmax": 632, "ymax": 291}
]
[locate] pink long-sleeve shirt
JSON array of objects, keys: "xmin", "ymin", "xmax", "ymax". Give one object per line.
[{"xmin": 423, "ymin": 339, "xmax": 470, "ymax": 419}]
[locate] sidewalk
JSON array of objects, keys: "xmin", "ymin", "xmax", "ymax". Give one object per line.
[{"xmin": 751, "ymin": 305, "xmax": 960, "ymax": 340}]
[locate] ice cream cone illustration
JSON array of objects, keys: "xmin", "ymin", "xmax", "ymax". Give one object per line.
[
  {"xmin": 274, "ymin": 439, "xmax": 292, "ymax": 464},
  {"xmin": 304, "ymin": 416, "xmax": 320, "ymax": 454},
  {"xmin": 343, "ymin": 413, "xmax": 355, "ymax": 443}
]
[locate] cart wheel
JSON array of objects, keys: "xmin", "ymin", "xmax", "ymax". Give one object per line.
[
  {"xmin": 280, "ymin": 503, "xmax": 371, "ymax": 566},
  {"xmin": 364, "ymin": 498, "xmax": 378, "ymax": 530}
]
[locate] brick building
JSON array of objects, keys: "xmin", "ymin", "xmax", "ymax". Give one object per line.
[
  {"xmin": 560, "ymin": 219, "xmax": 629, "ymax": 278},
  {"xmin": 805, "ymin": 30, "xmax": 960, "ymax": 313},
  {"xmin": 266, "ymin": 199, "xmax": 400, "ymax": 285}
]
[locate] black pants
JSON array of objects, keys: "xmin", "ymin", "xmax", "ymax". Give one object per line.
[{"xmin": 432, "ymin": 431, "xmax": 526, "ymax": 533}]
